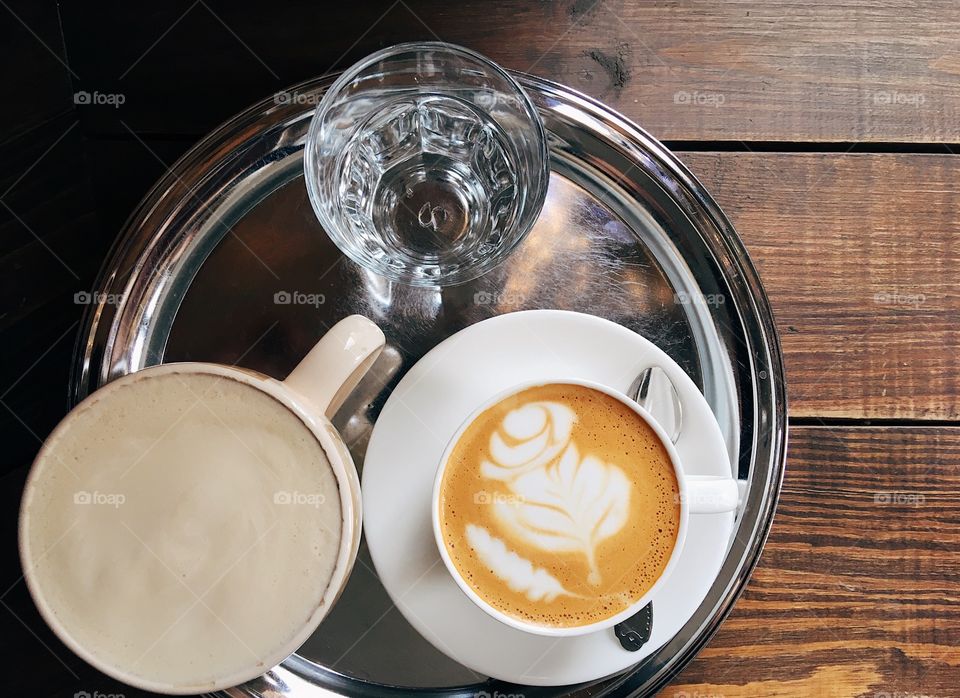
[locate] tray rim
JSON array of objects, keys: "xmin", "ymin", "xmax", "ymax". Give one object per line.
[{"xmin": 73, "ymin": 71, "xmax": 787, "ymax": 698}]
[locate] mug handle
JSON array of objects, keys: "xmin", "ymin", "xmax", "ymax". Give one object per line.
[
  {"xmin": 283, "ymin": 315, "xmax": 386, "ymax": 418},
  {"xmin": 685, "ymin": 475, "xmax": 740, "ymax": 514}
]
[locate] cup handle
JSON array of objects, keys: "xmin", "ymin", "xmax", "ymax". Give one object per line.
[
  {"xmin": 283, "ymin": 315, "xmax": 385, "ymax": 418},
  {"xmin": 684, "ymin": 475, "xmax": 740, "ymax": 514}
]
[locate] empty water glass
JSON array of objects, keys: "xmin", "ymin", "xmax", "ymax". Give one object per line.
[{"xmin": 305, "ymin": 42, "xmax": 549, "ymax": 287}]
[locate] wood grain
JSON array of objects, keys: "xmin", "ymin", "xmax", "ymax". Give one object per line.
[
  {"xmin": 3, "ymin": 427, "xmax": 955, "ymax": 696},
  {"xmin": 669, "ymin": 426, "xmax": 960, "ymax": 698},
  {"xmin": 58, "ymin": 0, "xmax": 960, "ymax": 143},
  {"xmin": 2, "ymin": 3, "xmax": 959, "ymax": 696},
  {"xmin": 0, "ymin": 115, "xmax": 103, "ymax": 329},
  {"xmin": 0, "ymin": 0, "xmax": 73, "ymax": 141},
  {"xmin": 0, "ymin": 0, "xmax": 102, "ymax": 475},
  {"xmin": 0, "ymin": 112, "xmax": 102, "ymax": 470},
  {"xmin": 682, "ymin": 151, "xmax": 960, "ymax": 421},
  {"xmin": 75, "ymin": 143, "xmax": 960, "ymax": 423}
]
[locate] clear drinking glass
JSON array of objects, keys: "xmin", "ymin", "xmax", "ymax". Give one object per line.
[{"xmin": 305, "ymin": 42, "xmax": 549, "ymax": 287}]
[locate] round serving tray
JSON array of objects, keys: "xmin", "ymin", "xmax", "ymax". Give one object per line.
[{"xmin": 73, "ymin": 73, "xmax": 786, "ymax": 697}]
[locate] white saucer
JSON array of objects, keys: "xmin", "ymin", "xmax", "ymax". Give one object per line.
[{"xmin": 362, "ymin": 310, "xmax": 734, "ymax": 686}]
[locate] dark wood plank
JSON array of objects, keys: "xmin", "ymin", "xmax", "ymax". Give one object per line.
[
  {"xmin": 0, "ymin": 0, "xmax": 73, "ymax": 142},
  {"xmin": 82, "ymin": 137, "xmax": 193, "ymax": 235},
  {"xmin": 0, "ymin": 116, "xmax": 104, "ymax": 329},
  {"xmin": 54, "ymin": 145, "xmax": 960, "ymax": 424},
  {"xmin": 0, "ymin": 0, "xmax": 102, "ymax": 475},
  {"xmin": 0, "ymin": 2, "xmax": 956, "ymax": 697},
  {"xmin": 0, "ymin": 4, "xmax": 149, "ymax": 693},
  {"xmin": 4, "ymin": 426, "xmax": 956, "ymax": 696},
  {"xmin": 59, "ymin": 0, "xmax": 960, "ymax": 142},
  {"xmin": 682, "ymin": 151, "xmax": 960, "ymax": 421},
  {"xmin": 670, "ymin": 425, "xmax": 960, "ymax": 697},
  {"xmin": 0, "ymin": 113, "xmax": 102, "ymax": 474}
]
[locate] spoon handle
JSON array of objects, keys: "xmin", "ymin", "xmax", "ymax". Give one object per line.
[{"xmin": 614, "ymin": 601, "xmax": 653, "ymax": 652}]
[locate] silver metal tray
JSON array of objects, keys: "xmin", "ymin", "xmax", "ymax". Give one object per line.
[{"xmin": 73, "ymin": 73, "xmax": 786, "ymax": 697}]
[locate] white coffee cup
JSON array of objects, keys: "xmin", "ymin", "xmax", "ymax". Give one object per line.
[
  {"xmin": 19, "ymin": 315, "xmax": 384, "ymax": 694},
  {"xmin": 431, "ymin": 377, "xmax": 739, "ymax": 637}
]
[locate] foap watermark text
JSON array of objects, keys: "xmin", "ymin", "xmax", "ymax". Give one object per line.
[
  {"xmin": 74, "ymin": 491, "xmax": 125, "ymax": 508},
  {"xmin": 74, "ymin": 91, "xmax": 125, "ymax": 108},
  {"xmin": 874, "ymin": 492, "xmax": 925, "ymax": 506},
  {"xmin": 474, "ymin": 490, "xmax": 526, "ymax": 505},
  {"xmin": 873, "ymin": 291, "xmax": 925, "ymax": 308},
  {"xmin": 274, "ymin": 291, "xmax": 326, "ymax": 307},
  {"xmin": 873, "ymin": 91, "xmax": 926, "ymax": 107},
  {"xmin": 473, "ymin": 290, "xmax": 525, "ymax": 307},
  {"xmin": 274, "ymin": 490, "xmax": 326, "ymax": 508},
  {"xmin": 674, "ymin": 91, "xmax": 725, "ymax": 108},
  {"xmin": 274, "ymin": 90, "xmax": 322, "ymax": 106},
  {"xmin": 74, "ymin": 291, "xmax": 126, "ymax": 306},
  {"xmin": 674, "ymin": 291, "xmax": 725, "ymax": 307}
]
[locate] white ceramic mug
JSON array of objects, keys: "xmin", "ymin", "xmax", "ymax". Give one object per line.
[
  {"xmin": 19, "ymin": 315, "xmax": 384, "ymax": 694},
  {"xmin": 431, "ymin": 377, "xmax": 739, "ymax": 637}
]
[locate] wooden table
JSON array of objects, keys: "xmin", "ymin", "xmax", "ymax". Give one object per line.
[{"xmin": 1, "ymin": 2, "xmax": 957, "ymax": 696}]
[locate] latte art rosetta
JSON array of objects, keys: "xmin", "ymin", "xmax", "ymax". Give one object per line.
[
  {"xmin": 465, "ymin": 524, "xmax": 575, "ymax": 602},
  {"xmin": 492, "ymin": 442, "xmax": 630, "ymax": 585},
  {"xmin": 480, "ymin": 401, "xmax": 575, "ymax": 481},
  {"xmin": 438, "ymin": 383, "xmax": 681, "ymax": 628},
  {"xmin": 481, "ymin": 402, "xmax": 631, "ymax": 586}
]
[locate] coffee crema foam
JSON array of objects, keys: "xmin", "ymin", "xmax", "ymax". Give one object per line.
[
  {"xmin": 21, "ymin": 372, "xmax": 343, "ymax": 688},
  {"xmin": 439, "ymin": 383, "xmax": 680, "ymax": 628}
]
